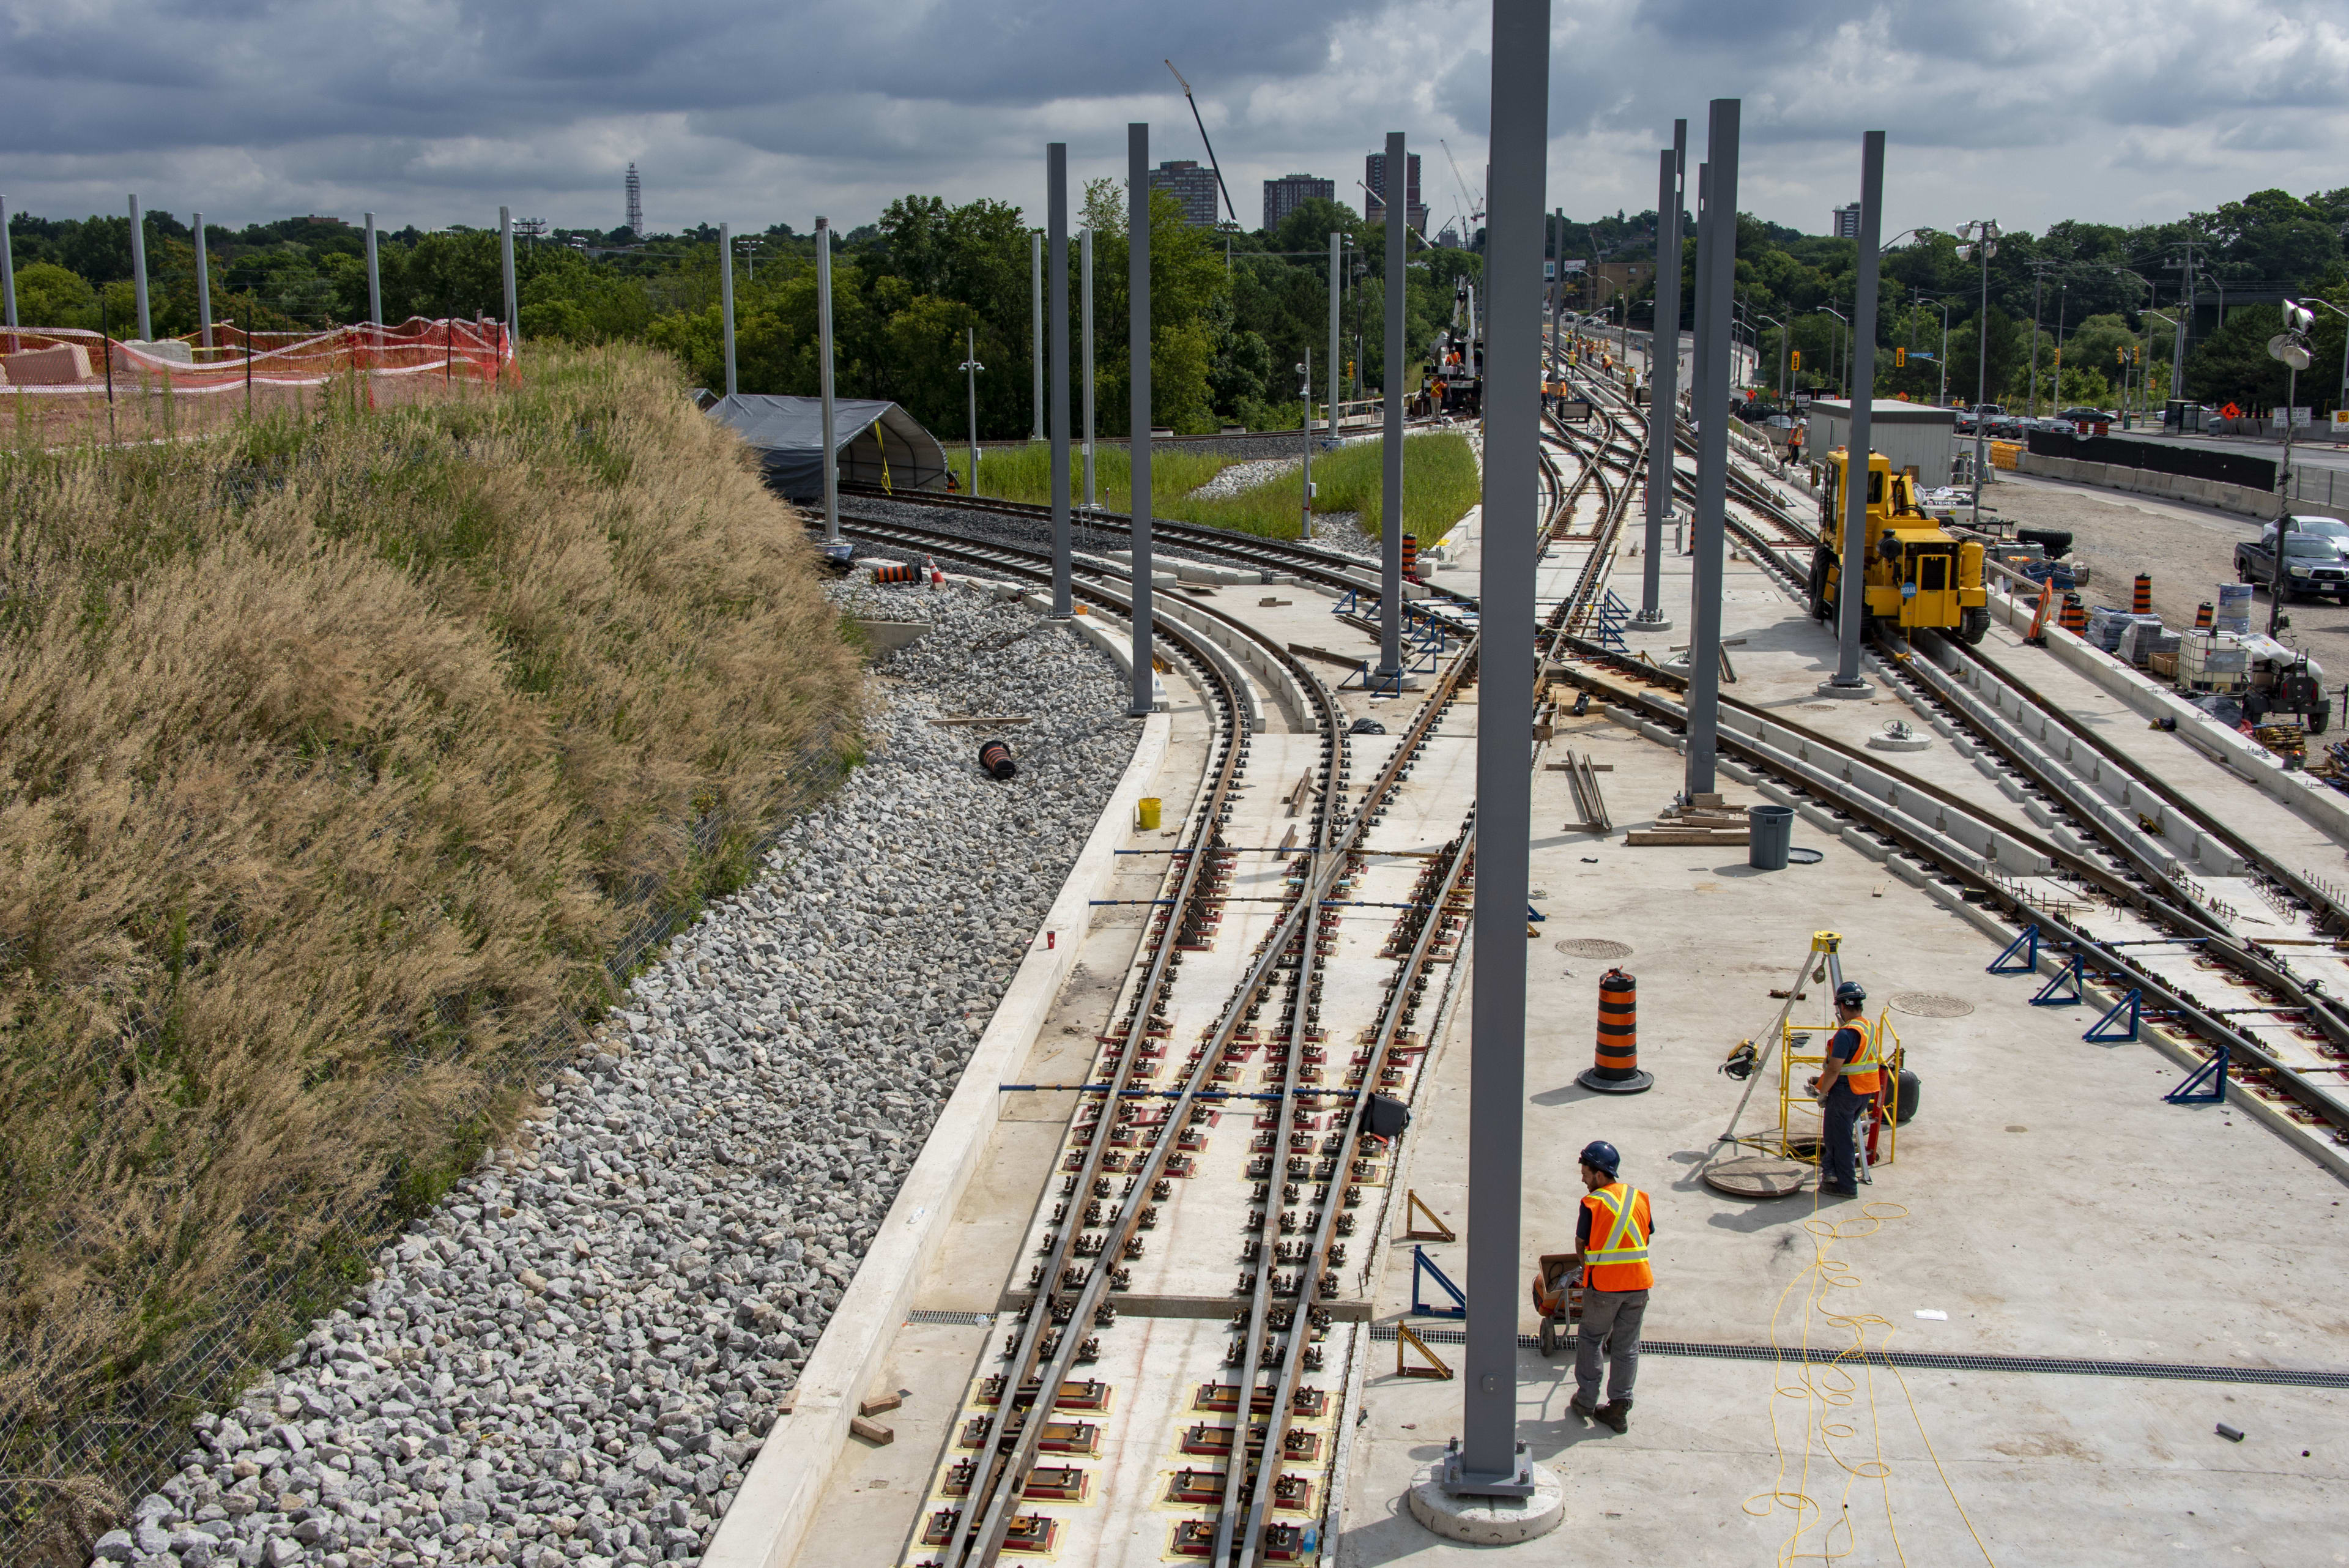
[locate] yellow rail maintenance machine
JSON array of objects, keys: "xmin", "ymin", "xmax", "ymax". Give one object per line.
[{"xmin": 1808, "ymin": 447, "xmax": 1991, "ymax": 645}]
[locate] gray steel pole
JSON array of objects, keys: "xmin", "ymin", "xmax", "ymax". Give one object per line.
[
  {"xmin": 1127, "ymin": 124, "xmax": 1157, "ymax": 717},
  {"xmin": 1031, "ymin": 232, "xmax": 1045, "ymax": 441},
  {"xmin": 499, "ymin": 206, "xmax": 518, "ymax": 348},
  {"xmin": 1639, "ymin": 128, "xmax": 1685, "ymax": 628},
  {"xmin": 1825, "ymin": 132, "xmax": 1884, "ymax": 696},
  {"xmin": 1082, "ymin": 226, "xmax": 1097, "ymax": 511},
  {"xmin": 1688, "ymin": 162, "xmax": 1710, "ymax": 439},
  {"xmin": 191, "ymin": 210, "xmax": 210, "ymax": 349},
  {"xmin": 0, "ymin": 194, "xmax": 15, "ymax": 330},
  {"xmin": 1328, "ymin": 229, "xmax": 1343, "ymax": 439},
  {"xmin": 1445, "ymin": 0, "xmax": 1548, "ymax": 1503},
  {"xmin": 129, "ymin": 194, "xmax": 152, "ymax": 341},
  {"xmin": 2170, "ymin": 246, "xmax": 2191, "ymax": 412},
  {"xmin": 817, "ymin": 217, "xmax": 839, "ymax": 542},
  {"xmin": 1048, "ymin": 144, "xmax": 1073, "ymax": 617},
  {"xmin": 719, "ymin": 222, "xmax": 738, "ymax": 398},
  {"xmin": 1378, "ymin": 130, "xmax": 1408, "ymax": 679},
  {"xmin": 1683, "ymin": 100, "xmax": 1740, "ymax": 800},
  {"xmin": 365, "ymin": 212, "xmax": 382, "ymax": 327}
]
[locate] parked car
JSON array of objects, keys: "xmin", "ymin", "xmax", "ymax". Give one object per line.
[{"xmin": 2235, "ymin": 517, "xmax": 2349, "ymax": 601}]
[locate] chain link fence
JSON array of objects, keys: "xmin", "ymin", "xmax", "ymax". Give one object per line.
[{"xmin": 1, "ymin": 711, "xmax": 860, "ymax": 1563}]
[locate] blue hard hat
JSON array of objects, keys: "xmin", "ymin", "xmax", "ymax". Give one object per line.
[
  {"xmin": 1578, "ymin": 1140, "xmax": 1620, "ymax": 1176},
  {"xmin": 1835, "ymin": 981, "xmax": 1867, "ymax": 1008}
]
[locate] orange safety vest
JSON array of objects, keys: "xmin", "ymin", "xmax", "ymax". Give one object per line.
[
  {"xmin": 1835, "ymin": 1020, "xmax": 1883, "ymax": 1096},
  {"xmin": 1581, "ymin": 1183, "xmax": 1653, "ymax": 1292}
]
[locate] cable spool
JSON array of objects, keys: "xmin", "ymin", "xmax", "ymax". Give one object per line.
[
  {"xmin": 1576, "ymin": 968, "xmax": 1653, "ymax": 1094},
  {"xmin": 978, "ymin": 739, "xmax": 1018, "ymax": 781}
]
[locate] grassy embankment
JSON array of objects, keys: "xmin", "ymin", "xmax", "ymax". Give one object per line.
[
  {"xmin": 0, "ymin": 343, "xmax": 861, "ymax": 1529},
  {"xmin": 942, "ymin": 431, "xmax": 1482, "ymax": 542}
]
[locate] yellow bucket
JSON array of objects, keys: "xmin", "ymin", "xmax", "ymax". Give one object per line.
[{"xmin": 1137, "ymin": 797, "xmax": 1162, "ymax": 831}]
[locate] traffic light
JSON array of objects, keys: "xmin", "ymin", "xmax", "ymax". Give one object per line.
[{"xmin": 1896, "ymin": 346, "xmax": 1907, "ymax": 368}]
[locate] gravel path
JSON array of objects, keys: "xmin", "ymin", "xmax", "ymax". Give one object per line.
[{"xmin": 93, "ymin": 584, "xmax": 1139, "ymax": 1568}]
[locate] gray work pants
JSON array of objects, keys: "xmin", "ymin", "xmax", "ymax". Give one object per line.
[{"xmin": 1575, "ymin": 1287, "xmax": 1649, "ymax": 1408}]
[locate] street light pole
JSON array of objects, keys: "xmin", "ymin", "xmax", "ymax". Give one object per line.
[
  {"xmin": 1299, "ymin": 351, "xmax": 1314, "ymax": 540},
  {"xmin": 2304, "ymin": 297, "xmax": 2349, "ymax": 434},
  {"xmin": 959, "ymin": 328, "xmax": 983, "ymax": 499},
  {"xmin": 1961, "ymin": 218, "xmax": 1999, "ymax": 529}
]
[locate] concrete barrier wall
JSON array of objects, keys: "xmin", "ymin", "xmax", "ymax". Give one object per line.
[{"xmin": 2016, "ymin": 450, "xmax": 2348, "ymax": 524}]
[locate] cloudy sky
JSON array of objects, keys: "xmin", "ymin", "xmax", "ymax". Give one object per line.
[{"xmin": 4, "ymin": 0, "xmax": 2345, "ymax": 241}]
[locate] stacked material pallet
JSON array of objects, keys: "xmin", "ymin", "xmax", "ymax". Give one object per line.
[{"xmin": 1626, "ymin": 793, "xmax": 1750, "ymax": 847}]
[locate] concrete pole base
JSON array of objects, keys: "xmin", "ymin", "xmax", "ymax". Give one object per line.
[
  {"xmin": 1814, "ymin": 678, "xmax": 1876, "ymax": 699},
  {"xmin": 1407, "ymin": 1462, "xmax": 1565, "ymax": 1545},
  {"xmin": 1629, "ymin": 612, "xmax": 1675, "ymax": 631}
]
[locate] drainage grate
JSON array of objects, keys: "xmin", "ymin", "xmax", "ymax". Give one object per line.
[
  {"xmin": 1555, "ymin": 938, "xmax": 1635, "ymax": 959},
  {"xmin": 1891, "ymin": 992, "xmax": 1976, "ymax": 1018},
  {"xmin": 907, "ymin": 1310, "xmax": 994, "ymax": 1326},
  {"xmin": 1363, "ymin": 1326, "xmax": 2349, "ymax": 1388}
]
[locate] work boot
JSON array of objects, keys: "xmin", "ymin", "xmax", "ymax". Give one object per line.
[
  {"xmin": 1595, "ymin": 1401, "xmax": 1631, "ymax": 1434},
  {"xmin": 1570, "ymin": 1394, "xmax": 1601, "ymax": 1422}
]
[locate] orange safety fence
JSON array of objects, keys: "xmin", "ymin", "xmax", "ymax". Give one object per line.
[{"xmin": 0, "ymin": 316, "xmax": 516, "ymax": 395}]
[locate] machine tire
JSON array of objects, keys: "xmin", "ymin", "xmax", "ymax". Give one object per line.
[
  {"xmin": 1538, "ymin": 1317, "xmax": 1560, "ymax": 1358},
  {"xmin": 1958, "ymin": 606, "xmax": 1992, "ymax": 646},
  {"xmin": 1808, "ymin": 546, "xmax": 1833, "ymax": 621},
  {"xmin": 2244, "ymin": 696, "xmax": 2267, "ymax": 726},
  {"xmin": 2310, "ymin": 705, "xmax": 2332, "ymax": 736}
]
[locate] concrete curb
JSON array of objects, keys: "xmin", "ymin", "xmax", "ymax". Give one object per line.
[
  {"xmin": 2014, "ymin": 449, "xmax": 2344, "ymax": 523},
  {"xmin": 702, "ymin": 709, "xmax": 1174, "ymax": 1568},
  {"xmin": 1983, "ymin": 585, "xmax": 2349, "ymax": 849}
]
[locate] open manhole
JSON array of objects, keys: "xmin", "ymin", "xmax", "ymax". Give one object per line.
[
  {"xmin": 1555, "ymin": 938, "xmax": 1634, "ymax": 959},
  {"xmin": 1891, "ymin": 992, "xmax": 1975, "ymax": 1018}
]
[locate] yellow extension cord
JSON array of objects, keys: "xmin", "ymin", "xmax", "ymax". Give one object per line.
[{"xmin": 1743, "ymin": 1184, "xmax": 2001, "ymax": 1566}]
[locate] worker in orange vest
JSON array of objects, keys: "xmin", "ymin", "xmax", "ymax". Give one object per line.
[
  {"xmin": 1565, "ymin": 1139, "xmax": 1652, "ymax": 1433},
  {"xmin": 1808, "ymin": 981, "xmax": 1882, "ymax": 1197}
]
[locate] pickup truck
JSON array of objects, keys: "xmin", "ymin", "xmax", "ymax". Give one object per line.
[{"xmin": 2235, "ymin": 517, "xmax": 2349, "ymax": 601}]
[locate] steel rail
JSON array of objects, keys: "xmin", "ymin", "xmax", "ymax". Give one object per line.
[
  {"xmin": 834, "ymin": 521, "xmax": 1260, "ymax": 1568},
  {"xmin": 1551, "ymin": 644, "xmax": 2349, "ymax": 1142},
  {"xmin": 852, "ymin": 519, "xmax": 1483, "ymax": 1566}
]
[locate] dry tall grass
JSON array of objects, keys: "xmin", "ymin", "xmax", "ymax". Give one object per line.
[{"xmin": 0, "ymin": 342, "xmax": 860, "ymax": 1539}]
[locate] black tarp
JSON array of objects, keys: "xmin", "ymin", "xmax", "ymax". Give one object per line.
[
  {"xmin": 2026, "ymin": 429, "xmax": 2276, "ymax": 492},
  {"xmin": 704, "ymin": 394, "xmax": 950, "ymax": 501}
]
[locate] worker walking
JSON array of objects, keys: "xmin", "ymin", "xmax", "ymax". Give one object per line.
[
  {"xmin": 1809, "ymin": 981, "xmax": 1882, "ymax": 1197},
  {"xmin": 1566, "ymin": 1140, "xmax": 1652, "ymax": 1434}
]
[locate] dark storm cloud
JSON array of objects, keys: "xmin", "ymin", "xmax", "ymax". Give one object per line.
[{"xmin": 1, "ymin": 0, "xmax": 2344, "ymax": 232}]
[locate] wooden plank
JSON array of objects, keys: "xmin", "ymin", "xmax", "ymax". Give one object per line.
[
  {"xmin": 1625, "ymin": 828, "xmax": 1752, "ymax": 846},
  {"xmin": 1287, "ymin": 642, "xmax": 1366, "ymax": 669},
  {"xmin": 929, "ymin": 715, "xmax": 1032, "ymax": 727},
  {"xmin": 850, "ymin": 1416, "xmax": 895, "ymax": 1446}
]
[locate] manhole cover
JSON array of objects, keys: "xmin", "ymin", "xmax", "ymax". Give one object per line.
[
  {"xmin": 1555, "ymin": 938, "xmax": 1634, "ymax": 959},
  {"xmin": 1891, "ymin": 992, "xmax": 1975, "ymax": 1018},
  {"xmin": 1701, "ymin": 1155, "xmax": 1811, "ymax": 1200}
]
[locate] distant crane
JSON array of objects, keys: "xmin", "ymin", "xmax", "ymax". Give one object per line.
[
  {"xmin": 1438, "ymin": 139, "xmax": 1484, "ymax": 238},
  {"xmin": 1164, "ymin": 59, "xmax": 1239, "ymax": 226}
]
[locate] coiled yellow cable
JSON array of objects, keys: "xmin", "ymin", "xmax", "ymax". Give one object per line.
[{"xmin": 1743, "ymin": 1184, "xmax": 2000, "ymax": 1566}]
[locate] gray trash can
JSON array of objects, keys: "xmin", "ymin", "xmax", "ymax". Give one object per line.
[{"xmin": 1749, "ymin": 804, "xmax": 1795, "ymax": 871}]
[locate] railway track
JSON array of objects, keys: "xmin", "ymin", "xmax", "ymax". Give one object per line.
[
  {"xmin": 832, "ymin": 518, "xmax": 1482, "ymax": 1566},
  {"xmin": 1540, "ymin": 378, "xmax": 2349, "ymax": 1163},
  {"xmin": 814, "ymin": 414, "xmax": 1605, "ymax": 1566}
]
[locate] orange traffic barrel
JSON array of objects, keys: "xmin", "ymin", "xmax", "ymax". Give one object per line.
[
  {"xmin": 2132, "ymin": 574, "xmax": 2153, "ymax": 614},
  {"xmin": 872, "ymin": 562, "xmax": 923, "ymax": 585},
  {"xmin": 1401, "ymin": 533, "xmax": 1420, "ymax": 581},
  {"xmin": 1577, "ymin": 968, "xmax": 1654, "ymax": 1094},
  {"xmin": 2060, "ymin": 594, "xmax": 2087, "ymax": 636},
  {"xmin": 2195, "ymin": 601, "xmax": 2213, "ymax": 630},
  {"xmin": 978, "ymin": 739, "xmax": 1018, "ymax": 781}
]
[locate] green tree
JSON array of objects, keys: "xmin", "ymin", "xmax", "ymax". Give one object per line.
[{"xmin": 12, "ymin": 261, "xmax": 95, "ymax": 328}]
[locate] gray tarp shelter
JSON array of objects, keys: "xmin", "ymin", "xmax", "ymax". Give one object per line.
[{"xmin": 704, "ymin": 394, "xmax": 950, "ymax": 501}]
